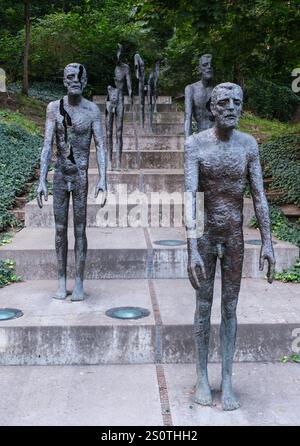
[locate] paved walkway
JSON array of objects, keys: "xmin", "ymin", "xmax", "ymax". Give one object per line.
[{"xmin": 0, "ymin": 363, "xmax": 299, "ymax": 426}]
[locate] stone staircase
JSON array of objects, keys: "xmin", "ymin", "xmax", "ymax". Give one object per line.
[{"xmin": 0, "ymin": 96, "xmax": 299, "ymax": 366}]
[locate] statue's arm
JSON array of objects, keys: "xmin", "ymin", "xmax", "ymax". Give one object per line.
[
  {"xmin": 39, "ymin": 102, "xmax": 55, "ymax": 183},
  {"xmin": 37, "ymin": 102, "xmax": 55, "ymax": 208},
  {"xmin": 92, "ymin": 104, "xmax": 107, "ymax": 204},
  {"xmin": 247, "ymin": 138, "xmax": 275, "ymax": 282},
  {"xmin": 184, "ymin": 85, "xmax": 193, "ymax": 139},
  {"xmin": 184, "ymin": 138, "xmax": 206, "ymax": 289}
]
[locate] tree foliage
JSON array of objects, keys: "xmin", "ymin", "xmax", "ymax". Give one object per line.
[{"xmin": 0, "ymin": 0, "xmax": 299, "ymax": 96}]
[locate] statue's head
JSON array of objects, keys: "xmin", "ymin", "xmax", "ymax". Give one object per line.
[
  {"xmin": 63, "ymin": 63, "xmax": 87, "ymax": 96},
  {"xmin": 199, "ymin": 54, "xmax": 213, "ymax": 81},
  {"xmin": 117, "ymin": 43, "xmax": 123, "ymax": 63},
  {"xmin": 210, "ymin": 82, "xmax": 243, "ymax": 129}
]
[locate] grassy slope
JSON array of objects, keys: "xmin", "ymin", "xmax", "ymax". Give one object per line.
[
  {"xmin": 239, "ymin": 111, "xmax": 300, "ymax": 140},
  {"xmin": 0, "ymin": 92, "xmax": 45, "ymax": 133}
]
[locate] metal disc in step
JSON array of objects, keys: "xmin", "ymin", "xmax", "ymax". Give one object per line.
[
  {"xmin": 154, "ymin": 239, "xmax": 186, "ymax": 246},
  {"xmin": 105, "ymin": 307, "xmax": 150, "ymax": 320},
  {"xmin": 0, "ymin": 308, "xmax": 23, "ymax": 321}
]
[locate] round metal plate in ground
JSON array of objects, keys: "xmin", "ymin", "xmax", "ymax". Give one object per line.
[
  {"xmin": 0, "ymin": 308, "xmax": 23, "ymax": 321},
  {"xmin": 154, "ymin": 239, "xmax": 186, "ymax": 246},
  {"xmin": 105, "ymin": 306, "xmax": 150, "ymax": 320},
  {"xmin": 246, "ymin": 239, "xmax": 277, "ymax": 245}
]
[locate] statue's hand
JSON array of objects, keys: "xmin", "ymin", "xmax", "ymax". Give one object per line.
[
  {"xmin": 187, "ymin": 250, "xmax": 207, "ymax": 290},
  {"xmin": 259, "ymin": 243, "xmax": 275, "ymax": 284},
  {"xmin": 36, "ymin": 181, "xmax": 48, "ymax": 209},
  {"xmin": 95, "ymin": 181, "xmax": 107, "ymax": 208}
]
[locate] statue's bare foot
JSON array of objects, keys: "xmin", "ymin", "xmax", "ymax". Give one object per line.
[
  {"xmin": 193, "ymin": 379, "xmax": 212, "ymax": 406},
  {"xmin": 53, "ymin": 279, "xmax": 67, "ymax": 300},
  {"xmin": 71, "ymin": 280, "xmax": 84, "ymax": 302},
  {"xmin": 221, "ymin": 380, "xmax": 240, "ymax": 411},
  {"xmin": 53, "ymin": 289, "xmax": 67, "ymax": 300}
]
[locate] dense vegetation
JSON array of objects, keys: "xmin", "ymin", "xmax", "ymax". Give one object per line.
[
  {"xmin": 259, "ymin": 135, "xmax": 300, "ymax": 206},
  {"xmin": 0, "ymin": 259, "xmax": 21, "ymax": 288},
  {"xmin": 0, "ymin": 1, "xmax": 299, "ymax": 105},
  {"xmin": 0, "ymin": 120, "xmax": 42, "ymax": 230},
  {"xmin": 250, "ymin": 206, "xmax": 300, "ymax": 283}
]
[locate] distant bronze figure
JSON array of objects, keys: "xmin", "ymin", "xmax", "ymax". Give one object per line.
[
  {"xmin": 106, "ymin": 85, "xmax": 120, "ymax": 170},
  {"xmin": 37, "ymin": 63, "xmax": 107, "ymax": 301},
  {"xmin": 106, "ymin": 44, "xmax": 132, "ymax": 170},
  {"xmin": 185, "ymin": 82, "xmax": 275, "ymax": 410},
  {"xmin": 184, "ymin": 54, "xmax": 214, "ymax": 138},
  {"xmin": 134, "ymin": 53, "xmax": 146, "ymax": 128},
  {"xmin": 147, "ymin": 61, "xmax": 160, "ymax": 131}
]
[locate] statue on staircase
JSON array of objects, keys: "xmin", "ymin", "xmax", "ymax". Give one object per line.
[
  {"xmin": 37, "ymin": 63, "xmax": 107, "ymax": 301},
  {"xmin": 134, "ymin": 52, "xmax": 146, "ymax": 128},
  {"xmin": 184, "ymin": 82, "xmax": 275, "ymax": 410},
  {"xmin": 106, "ymin": 44, "xmax": 132, "ymax": 171},
  {"xmin": 184, "ymin": 54, "xmax": 214, "ymax": 138}
]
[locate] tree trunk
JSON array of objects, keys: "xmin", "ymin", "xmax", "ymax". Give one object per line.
[{"xmin": 22, "ymin": 0, "xmax": 30, "ymax": 96}]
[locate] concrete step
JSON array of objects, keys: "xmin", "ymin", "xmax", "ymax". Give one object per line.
[
  {"xmin": 48, "ymin": 168, "xmax": 184, "ymax": 194},
  {"xmin": 97, "ymin": 103, "xmax": 178, "ymax": 113},
  {"xmin": 92, "ymin": 134, "xmax": 184, "ymax": 151},
  {"xmin": 25, "ymin": 197, "xmax": 255, "ymax": 229},
  {"xmin": 93, "ymin": 95, "xmax": 173, "ymax": 105},
  {"xmin": 123, "ymin": 112, "xmax": 184, "ymax": 124},
  {"xmin": 112, "ymin": 123, "xmax": 184, "ymax": 135},
  {"xmin": 0, "ymin": 227, "xmax": 297, "ymax": 280},
  {"xmin": 0, "ymin": 278, "xmax": 299, "ymax": 365},
  {"xmin": 0, "ymin": 362, "xmax": 299, "ymax": 424},
  {"xmin": 89, "ymin": 150, "xmax": 183, "ymax": 169},
  {"xmin": 0, "ymin": 362, "xmax": 299, "ymax": 425}
]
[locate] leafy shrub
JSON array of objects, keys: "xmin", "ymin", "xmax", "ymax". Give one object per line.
[
  {"xmin": 250, "ymin": 206, "xmax": 300, "ymax": 283},
  {"xmin": 0, "ymin": 259, "xmax": 21, "ymax": 287},
  {"xmin": 249, "ymin": 206, "xmax": 300, "ymax": 248},
  {"xmin": 244, "ymin": 79, "xmax": 300, "ymax": 122},
  {"xmin": 0, "ymin": 123, "xmax": 42, "ymax": 230},
  {"xmin": 275, "ymin": 258, "xmax": 300, "ymax": 283},
  {"xmin": 259, "ymin": 135, "xmax": 300, "ymax": 207}
]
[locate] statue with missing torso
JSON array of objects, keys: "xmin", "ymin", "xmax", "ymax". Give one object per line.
[
  {"xmin": 185, "ymin": 83, "xmax": 275, "ymax": 410},
  {"xmin": 37, "ymin": 63, "xmax": 107, "ymax": 301}
]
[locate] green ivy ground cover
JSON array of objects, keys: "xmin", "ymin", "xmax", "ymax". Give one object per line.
[
  {"xmin": 0, "ymin": 122, "xmax": 42, "ymax": 230},
  {"xmin": 259, "ymin": 135, "xmax": 300, "ymax": 207}
]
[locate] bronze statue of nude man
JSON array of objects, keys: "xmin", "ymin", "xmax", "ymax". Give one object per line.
[
  {"xmin": 185, "ymin": 82, "xmax": 275, "ymax": 410},
  {"xmin": 37, "ymin": 63, "xmax": 107, "ymax": 301},
  {"xmin": 184, "ymin": 54, "xmax": 214, "ymax": 138}
]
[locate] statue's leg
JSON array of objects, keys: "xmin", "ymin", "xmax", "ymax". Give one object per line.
[
  {"xmin": 53, "ymin": 171, "xmax": 70, "ymax": 299},
  {"xmin": 154, "ymin": 89, "xmax": 157, "ymax": 113},
  {"xmin": 115, "ymin": 101, "xmax": 124, "ymax": 170},
  {"xmin": 71, "ymin": 176, "xmax": 88, "ymax": 301},
  {"xmin": 107, "ymin": 111, "xmax": 113, "ymax": 171},
  {"xmin": 149, "ymin": 93, "xmax": 153, "ymax": 132},
  {"xmin": 194, "ymin": 235, "xmax": 217, "ymax": 406},
  {"xmin": 220, "ymin": 235, "xmax": 244, "ymax": 410},
  {"xmin": 139, "ymin": 82, "xmax": 145, "ymax": 128}
]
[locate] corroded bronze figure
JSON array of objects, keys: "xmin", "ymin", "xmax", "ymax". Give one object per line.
[
  {"xmin": 184, "ymin": 54, "xmax": 214, "ymax": 138},
  {"xmin": 106, "ymin": 44, "xmax": 132, "ymax": 170},
  {"xmin": 185, "ymin": 82, "xmax": 275, "ymax": 410},
  {"xmin": 37, "ymin": 63, "xmax": 107, "ymax": 301},
  {"xmin": 134, "ymin": 52, "xmax": 146, "ymax": 128}
]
